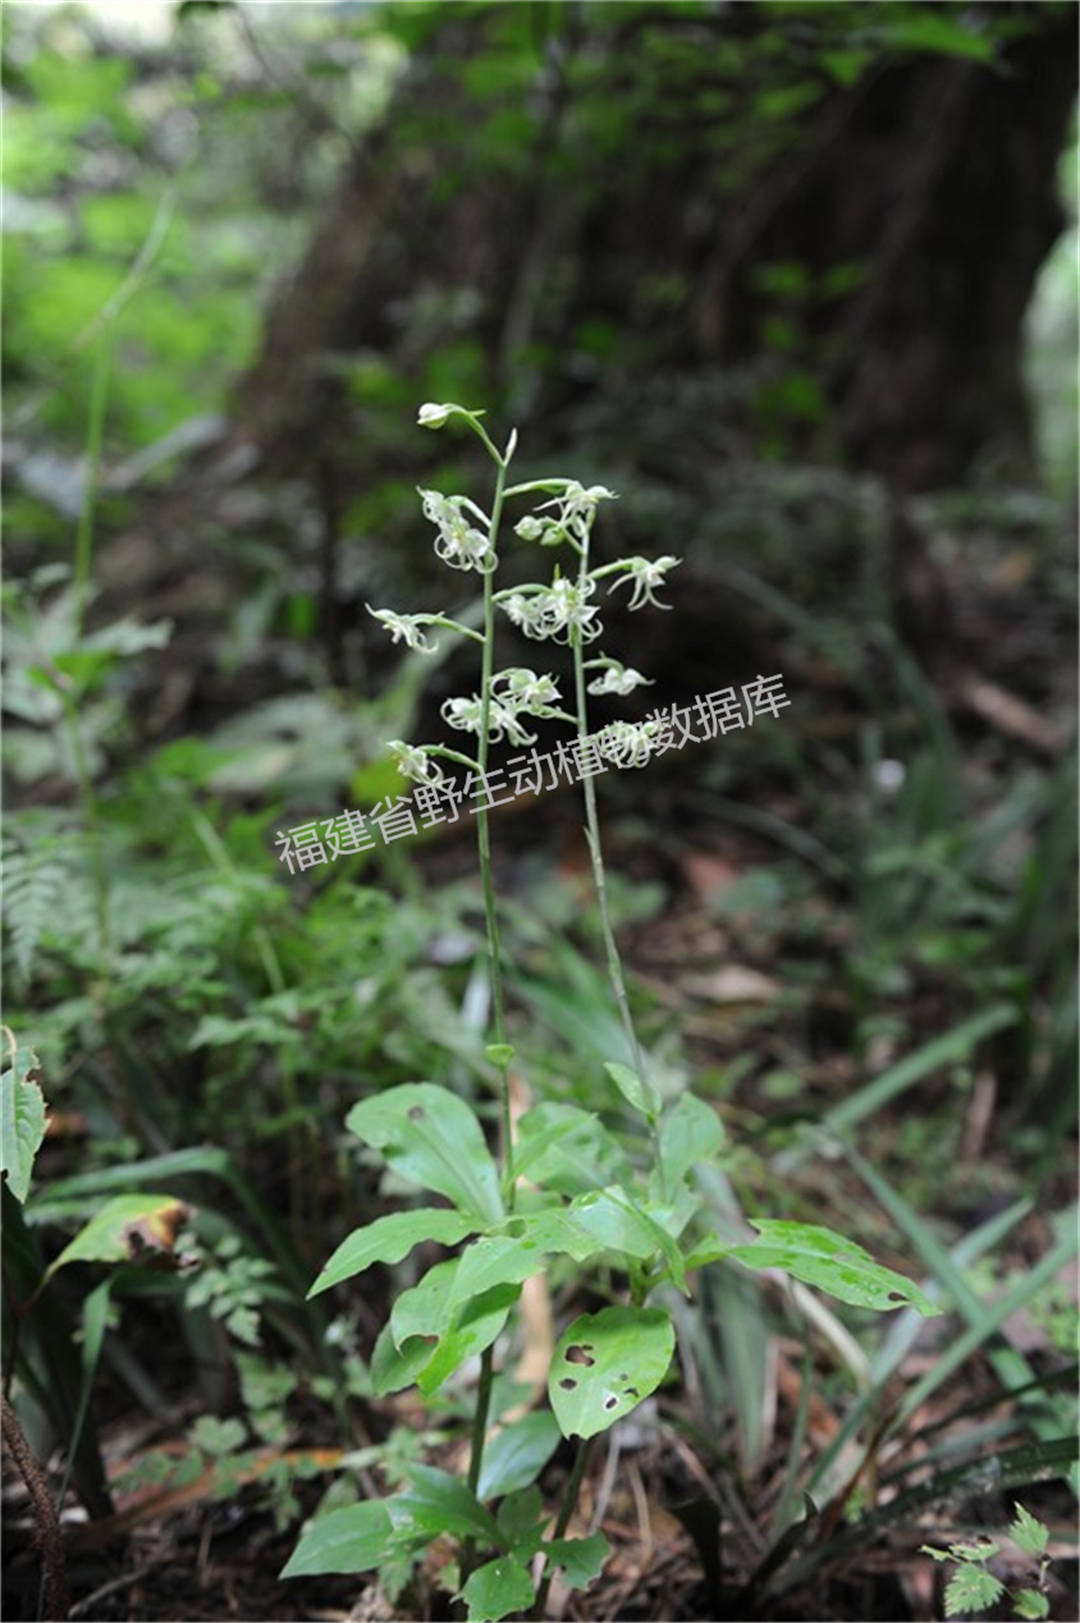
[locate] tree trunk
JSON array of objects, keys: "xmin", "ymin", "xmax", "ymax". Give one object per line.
[{"xmin": 235, "ymin": 2, "xmax": 1076, "ymax": 493}]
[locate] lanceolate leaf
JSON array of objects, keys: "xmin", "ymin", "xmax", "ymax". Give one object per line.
[
  {"xmin": 346, "ymin": 1084, "xmax": 503, "ymax": 1224},
  {"xmin": 0, "ymin": 1041, "xmax": 47, "ymax": 1204},
  {"xmin": 309, "ymin": 1208, "xmax": 475, "ymax": 1297},
  {"xmin": 604, "ymin": 1060, "xmax": 660, "ymax": 1122},
  {"xmin": 476, "ymin": 1411, "xmax": 562, "ymax": 1502},
  {"xmin": 549, "ymin": 1306, "xmax": 675, "ymax": 1440},
  {"xmin": 395, "ymin": 1464, "xmax": 502, "ymax": 1546},
  {"xmin": 658, "ymin": 1093, "xmax": 725, "ymax": 1190},
  {"xmin": 391, "ymin": 1258, "xmax": 519, "ymax": 1394},
  {"xmin": 726, "ymin": 1220, "xmax": 941, "ymax": 1315},
  {"xmin": 280, "ymin": 1500, "xmax": 395, "ymax": 1578}
]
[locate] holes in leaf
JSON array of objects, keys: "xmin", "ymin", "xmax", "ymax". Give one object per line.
[
  {"xmin": 407, "ymin": 1106, "xmax": 426, "ymax": 1122},
  {"xmin": 625, "ymin": 1386, "xmax": 639, "ymax": 1399},
  {"xmin": 559, "ymin": 1378, "xmax": 577, "ymax": 1391},
  {"xmin": 603, "ymin": 1395, "xmax": 618, "ymax": 1411},
  {"xmin": 565, "ymin": 1344, "xmax": 595, "ymax": 1367}
]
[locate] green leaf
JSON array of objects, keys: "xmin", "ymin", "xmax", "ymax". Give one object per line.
[
  {"xmin": 658, "ymin": 1093, "xmax": 724, "ymax": 1190},
  {"xmin": 1013, "ymin": 1589, "xmax": 1050, "ymax": 1620},
  {"xmin": 370, "ymin": 1325, "xmax": 438, "ymax": 1396},
  {"xmin": 883, "ymin": 10, "xmax": 996, "ymax": 63},
  {"xmin": 391, "ymin": 1258, "xmax": 519, "ymax": 1394},
  {"xmin": 549, "ymin": 1306, "xmax": 675, "ymax": 1440},
  {"xmin": 461, "ymin": 1554, "xmax": 534, "ymax": 1622},
  {"xmin": 544, "ymin": 1531, "xmax": 609, "ymax": 1589},
  {"xmin": 496, "ymin": 1485, "xmax": 546, "ymax": 1555},
  {"xmin": 396, "ymin": 1464, "xmax": 501, "ymax": 1546},
  {"xmin": 485, "ymin": 1044, "xmax": 515, "ymax": 1068},
  {"xmin": 514, "ymin": 1104, "xmax": 631, "ymax": 1193},
  {"xmin": 309, "ymin": 1208, "xmax": 475, "ymax": 1297},
  {"xmin": 346, "ymin": 1084, "xmax": 503, "ymax": 1225},
  {"xmin": 1009, "ymin": 1503, "xmax": 1049, "ymax": 1558},
  {"xmin": 281, "ymin": 1500, "xmax": 394, "ymax": 1578},
  {"xmin": 604, "ymin": 1060, "xmax": 660, "ymax": 1121},
  {"xmin": 944, "ymin": 1565, "xmax": 1004, "ymax": 1617},
  {"xmin": 476, "ymin": 1411, "xmax": 562, "ymax": 1501},
  {"xmin": 415, "ymin": 1285, "xmax": 520, "ymax": 1396},
  {"xmin": 1, "ymin": 1041, "xmax": 47, "ymax": 1203},
  {"xmin": 44, "ymin": 1193, "xmax": 188, "ymax": 1280},
  {"xmin": 727, "ymin": 1220, "xmax": 941, "ymax": 1315}
]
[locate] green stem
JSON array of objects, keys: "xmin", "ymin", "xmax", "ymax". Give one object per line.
[
  {"xmin": 73, "ymin": 339, "xmax": 111, "ymax": 638},
  {"xmin": 465, "ymin": 430, "xmax": 516, "ymax": 1510},
  {"xmin": 466, "ymin": 1343, "xmax": 496, "ymax": 1498},
  {"xmin": 474, "ymin": 462, "xmax": 516, "ymax": 1204},
  {"xmin": 571, "ymin": 538, "xmax": 666, "ymax": 1195},
  {"xmin": 532, "ymin": 1438, "xmax": 591, "ymax": 1619}
]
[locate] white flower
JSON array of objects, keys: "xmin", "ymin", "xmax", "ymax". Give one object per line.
[
  {"xmin": 441, "ymin": 695, "xmax": 485, "ymax": 735},
  {"xmin": 586, "ymin": 661, "xmax": 652, "ymax": 697},
  {"xmin": 596, "ymin": 719, "xmax": 660, "ymax": 769},
  {"xmin": 418, "ymin": 402, "xmax": 453, "ymax": 428},
  {"xmin": 606, "ymin": 554, "xmax": 680, "ymax": 611},
  {"xmin": 505, "ymin": 577, "xmax": 601, "ymax": 644},
  {"xmin": 366, "ymin": 605, "xmax": 439, "ymax": 653},
  {"xmin": 387, "ymin": 739, "xmax": 444, "ymax": 785},
  {"xmin": 491, "ymin": 667, "xmax": 562, "ymax": 712},
  {"xmin": 520, "ymin": 482, "xmax": 618, "ymax": 548},
  {"xmin": 419, "ymin": 488, "xmax": 496, "ymax": 574}
]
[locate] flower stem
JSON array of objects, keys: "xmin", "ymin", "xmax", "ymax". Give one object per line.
[
  {"xmin": 466, "ymin": 434, "xmax": 516, "ymax": 1509},
  {"xmin": 572, "ymin": 535, "xmax": 666, "ymax": 1197}
]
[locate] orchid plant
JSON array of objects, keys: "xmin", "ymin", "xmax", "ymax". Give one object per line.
[{"xmin": 283, "ymin": 405, "xmax": 940, "ymax": 1621}]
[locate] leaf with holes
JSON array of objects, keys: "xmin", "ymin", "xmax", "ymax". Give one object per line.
[
  {"xmin": 346, "ymin": 1084, "xmax": 503, "ymax": 1224},
  {"xmin": 549, "ymin": 1306, "xmax": 675, "ymax": 1440},
  {"xmin": 309, "ymin": 1208, "xmax": 475, "ymax": 1297},
  {"xmin": 460, "ymin": 1554, "xmax": 535, "ymax": 1622},
  {"xmin": 1, "ymin": 1040, "xmax": 47, "ymax": 1204},
  {"xmin": 727, "ymin": 1220, "xmax": 941, "ymax": 1315}
]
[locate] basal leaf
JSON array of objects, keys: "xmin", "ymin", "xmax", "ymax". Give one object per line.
[
  {"xmin": 549, "ymin": 1306, "xmax": 675, "ymax": 1440},
  {"xmin": 395, "ymin": 1463, "xmax": 501, "ymax": 1546},
  {"xmin": 0, "ymin": 1041, "xmax": 47, "ymax": 1204},
  {"xmin": 476, "ymin": 1411, "xmax": 562, "ymax": 1501},
  {"xmin": 346, "ymin": 1084, "xmax": 503, "ymax": 1224},
  {"xmin": 727, "ymin": 1220, "xmax": 941, "ymax": 1316},
  {"xmin": 309, "ymin": 1208, "xmax": 475, "ymax": 1297},
  {"xmin": 461, "ymin": 1554, "xmax": 534, "ymax": 1622},
  {"xmin": 280, "ymin": 1499, "xmax": 394, "ymax": 1578}
]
